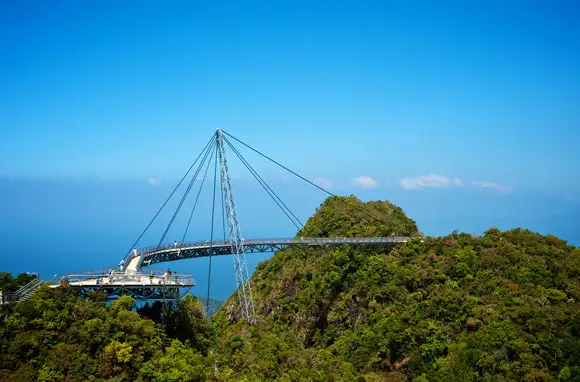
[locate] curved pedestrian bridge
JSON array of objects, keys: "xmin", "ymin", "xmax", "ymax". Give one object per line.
[{"xmin": 137, "ymin": 236, "xmax": 412, "ymax": 266}]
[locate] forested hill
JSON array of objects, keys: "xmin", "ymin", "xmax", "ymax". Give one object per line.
[
  {"xmin": 0, "ymin": 285, "xmax": 212, "ymax": 381},
  {"xmin": 1, "ymin": 196, "xmax": 580, "ymax": 381},
  {"xmin": 213, "ymin": 196, "xmax": 580, "ymax": 381}
]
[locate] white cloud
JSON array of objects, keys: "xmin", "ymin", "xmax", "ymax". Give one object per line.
[
  {"xmin": 400, "ymin": 174, "xmax": 463, "ymax": 190},
  {"xmin": 148, "ymin": 177, "xmax": 162, "ymax": 186},
  {"xmin": 354, "ymin": 176, "xmax": 378, "ymax": 189},
  {"xmin": 313, "ymin": 177, "xmax": 333, "ymax": 188},
  {"xmin": 472, "ymin": 181, "xmax": 514, "ymax": 193}
]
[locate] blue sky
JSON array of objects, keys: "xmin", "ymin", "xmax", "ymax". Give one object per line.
[{"xmin": 1, "ymin": 1, "xmax": 579, "ymax": 297}]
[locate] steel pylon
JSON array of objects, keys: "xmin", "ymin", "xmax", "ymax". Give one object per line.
[{"xmin": 216, "ymin": 129, "xmax": 256, "ymax": 323}]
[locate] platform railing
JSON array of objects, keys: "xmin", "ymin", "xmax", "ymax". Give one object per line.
[
  {"xmin": 1, "ymin": 278, "xmax": 42, "ymax": 304},
  {"xmin": 61, "ymin": 270, "xmax": 194, "ymax": 287},
  {"xmin": 10, "ymin": 278, "xmax": 41, "ymax": 296}
]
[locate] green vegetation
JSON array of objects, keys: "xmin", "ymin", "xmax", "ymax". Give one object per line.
[
  {"xmin": 0, "ymin": 285, "xmax": 210, "ymax": 381},
  {"xmin": 297, "ymin": 196, "xmax": 420, "ymax": 238},
  {"xmin": 0, "ymin": 272, "xmax": 37, "ymax": 292},
  {"xmin": 213, "ymin": 196, "xmax": 580, "ymax": 381},
  {"xmin": 2, "ymin": 196, "xmax": 580, "ymax": 381},
  {"xmin": 196, "ymin": 296, "xmax": 224, "ymax": 317}
]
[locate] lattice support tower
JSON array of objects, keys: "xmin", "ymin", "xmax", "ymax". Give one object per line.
[{"xmin": 216, "ymin": 128, "xmax": 256, "ymax": 323}]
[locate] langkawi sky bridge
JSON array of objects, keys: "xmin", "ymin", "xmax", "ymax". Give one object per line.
[{"xmin": 2, "ymin": 130, "xmax": 411, "ymax": 323}]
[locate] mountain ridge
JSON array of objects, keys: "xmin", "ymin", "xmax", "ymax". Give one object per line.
[{"xmin": 213, "ymin": 196, "xmax": 580, "ymax": 381}]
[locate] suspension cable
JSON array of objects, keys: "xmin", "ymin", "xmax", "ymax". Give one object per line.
[
  {"xmin": 222, "ymin": 130, "xmax": 388, "ymax": 226},
  {"xmin": 222, "ymin": 130, "xmax": 333, "ymax": 196},
  {"xmin": 224, "ymin": 135, "xmax": 325, "ymax": 260},
  {"xmin": 223, "ymin": 136, "xmax": 303, "ymax": 230},
  {"xmin": 123, "ymin": 134, "xmax": 215, "ymax": 258},
  {"xmin": 224, "ymin": 135, "xmax": 302, "ymax": 228},
  {"xmin": 220, "ymin": 176, "xmax": 226, "ymax": 242},
  {"xmin": 177, "ymin": 143, "xmax": 216, "ymax": 258},
  {"xmin": 156, "ymin": 137, "xmax": 216, "ymax": 249}
]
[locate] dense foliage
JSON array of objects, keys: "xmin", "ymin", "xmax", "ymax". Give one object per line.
[
  {"xmin": 213, "ymin": 196, "xmax": 580, "ymax": 381},
  {"xmin": 0, "ymin": 285, "xmax": 210, "ymax": 381},
  {"xmin": 2, "ymin": 196, "xmax": 579, "ymax": 381},
  {"xmin": 196, "ymin": 296, "xmax": 224, "ymax": 317},
  {"xmin": 297, "ymin": 195, "xmax": 420, "ymax": 238},
  {"xmin": 0, "ymin": 272, "xmax": 37, "ymax": 292}
]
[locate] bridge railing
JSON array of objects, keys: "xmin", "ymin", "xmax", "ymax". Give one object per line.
[
  {"xmin": 138, "ymin": 236, "xmax": 412, "ymax": 254},
  {"xmin": 251, "ymin": 237, "xmax": 411, "ymax": 244},
  {"xmin": 9, "ymin": 277, "xmax": 41, "ymax": 296},
  {"xmin": 137, "ymin": 240, "xmax": 232, "ymax": 255},
  {"xmin": 2, "ymin": 278, "xmax": 42, "ymax": 302},
  {"xmin": 61, "ymin": 270, "xmax": 194, "ymax": 287}
]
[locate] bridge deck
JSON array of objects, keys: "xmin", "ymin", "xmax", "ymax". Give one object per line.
[{"xmin": 138, "ymin": 236, "xmax": 411, "ymax": 266}]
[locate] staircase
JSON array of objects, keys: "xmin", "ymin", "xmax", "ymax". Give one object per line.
[{"xmin": 0, "ymin": 278, "xmax": 42, "ymax": 305}]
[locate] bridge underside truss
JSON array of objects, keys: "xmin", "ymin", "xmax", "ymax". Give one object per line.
[{"xmin": 142, "ymin": 243, "xmax": 287, "ymax": 266}]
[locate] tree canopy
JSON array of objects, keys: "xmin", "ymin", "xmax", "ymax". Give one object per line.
[
  {"xmin": 0, "ymin": 272, "xmax": 36, "ymax": 292},
  {"xmin": 0, "ymin": 283, "xmax": 210, "ymax": 381}
]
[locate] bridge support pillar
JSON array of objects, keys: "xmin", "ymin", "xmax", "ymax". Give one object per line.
[{"xmin": 216, "ymin": 129, "xmax": 256, "ymax": 323}]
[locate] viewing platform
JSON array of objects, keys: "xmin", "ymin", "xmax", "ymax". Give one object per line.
[
  {"xmin": 51, "ymin": 269, "xmax": 194, "ymax": 288},
  {"xmin": 50, "ymin": 267, "xmax": 195, "ymax": 302}
]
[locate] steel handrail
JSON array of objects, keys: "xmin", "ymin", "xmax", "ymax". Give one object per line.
[
  {"xmin": 138, "ymin": 236, "xmax": 411, "ymax": 255},
  {"xmin": 64, "ymin": 274, "xmax": 195, "ymax": 285},
  {"xmin": 11, "ymin": 278, "xmax": 40, "ymax": 296}
]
